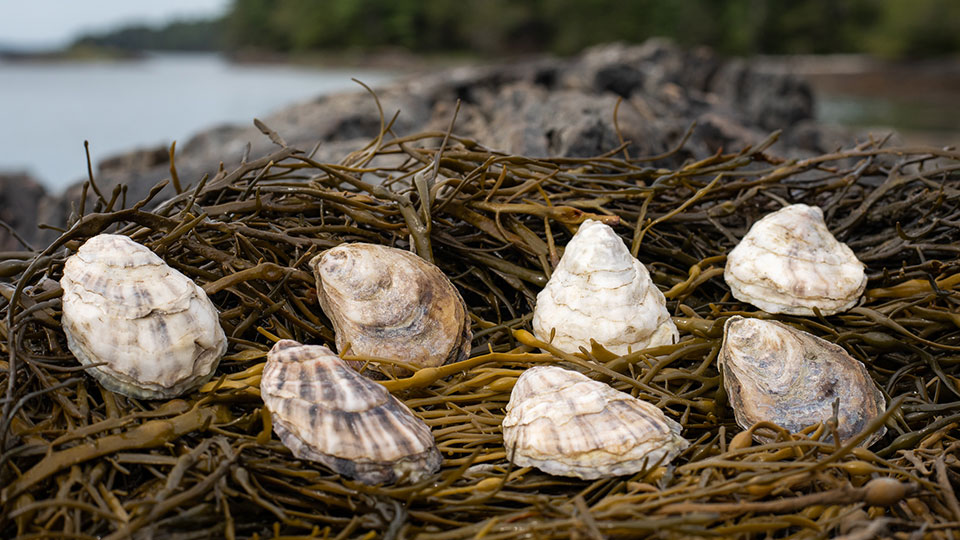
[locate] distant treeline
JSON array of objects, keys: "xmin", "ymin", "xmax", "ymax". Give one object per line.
[
  {"xmin": 75, "ymin": 0, "xmax": 960, "ymax": 58},
  {"xmin": 74, "ymin": 20, "xmax": 222, "ymax": 52}
]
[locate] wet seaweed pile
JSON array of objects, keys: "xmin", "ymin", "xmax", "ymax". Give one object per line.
[{"xmin": 2, "ymin": 108, "xmax": 960, "ymax": 539}]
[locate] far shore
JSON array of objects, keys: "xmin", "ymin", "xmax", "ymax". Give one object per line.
[
  {"xmin": 0, "ymin": 44, "xmax": 145, "ymax": 62},
  {"xmin": 7, "ymin": 41, "xmax": 960, "ymax": 93}
]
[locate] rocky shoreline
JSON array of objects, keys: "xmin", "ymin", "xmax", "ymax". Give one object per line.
[{"xmin": 0, "ymin": 40, "xmax": 855, "ymax": 251}]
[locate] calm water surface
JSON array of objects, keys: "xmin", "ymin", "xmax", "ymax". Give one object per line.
[
  {"xmin": 0, "ymin": 53, "xmax": 394, "ymax": 191},
  {"xmin": 5, "ymin": 53, "xmax": 954, "ymax": 193}
]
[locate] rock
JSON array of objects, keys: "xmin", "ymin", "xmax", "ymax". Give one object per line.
[
  {"xmin": 562, "ymin": 40, "xmax": 722, "ymax": 98},
  {"xmin": 469, "ymin": 84, "xmax": 669, "ymax": 158},
  {"xmin": 98, "ymin": 145, "xmax": 169, "ymax": 174},
  {"xmin": 710, "ymin": 59, "xmax": 814, "ymax": 131},
  {"xmin": 0, "ymin": 173, "xmax": 48, "ymax": 251},
  {"xmin": 4, "ymin": 40, "xmax": 846, "ymax": 251},
  {"xmin": 691, "ymin": 113, "xmax": 768, "ymax": 155}
]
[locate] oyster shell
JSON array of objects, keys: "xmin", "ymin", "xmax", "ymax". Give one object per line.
[
  {"xmin": 719, "ymin": 316, "xmax": 886, "ymax": 446},
  {"xmin": 60, "ymin": 234, "xmax": 226, "ymax": 399},
  {"xmin": 532, "ymin": 219, "xmax": 678, "ymax": 355},
  {"xmin": 260, "ymin": 340, "xmax": 442, "ymax": 484},
  {"xmin": 310, "ymin": 243, "xmax": 471, "ymax": 374},
  {"xmin": 502, "ymin": 365, "xmax": 689, "ymax": 479},
  {"xmin": 724, "ymin": 204, "xmax": 866, "ymax": 316}
]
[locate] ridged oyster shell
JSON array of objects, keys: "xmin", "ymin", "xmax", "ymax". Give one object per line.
[
  {"xmin": 310, "ymin": 243, "xmax": 471, "ymax": 374},
  {"xmin": 260, "ymin": 340, "xmax": 442, "ymax": 484},
  {"xmin": 724, "ymin": 204, "xmax": 866, "ymax": 316},
  {"xmin": 60, "ymin": 234, "xmax": 226, "ymax": 399},
  {"xmin": 502, "ymin": 365, "xmax": 689, "ymax": 479},
  {"xmin": 533, "ymin": 219, "xmax": 678, "ymax": 355},
  {"xmin": 719, "ymin": 316, "xmax": 886, "ymax": 446}
]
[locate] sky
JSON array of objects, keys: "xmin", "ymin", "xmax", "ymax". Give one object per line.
[{"xmin": 0, "ymin": 0, "xmax": 231, "ymax": 50}]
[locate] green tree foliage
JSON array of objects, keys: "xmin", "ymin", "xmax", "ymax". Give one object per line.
[
  {"xmin": 867, "ymin": 0, "xmax": 960, "ymax": 57},
  {"xmin": 222, "ymin": 0, "xmax": 291, "ymax": 50},
  {"xmin": 74, "ymin": 0, "xmax": 960, "ymax": 58},
  {"xmin": 74, "ymin": 19, "xmax": 222, "ymax": 52},
  {"xmin": 219, "ymin": 0, "xmax": 960, "ymax": 58}
]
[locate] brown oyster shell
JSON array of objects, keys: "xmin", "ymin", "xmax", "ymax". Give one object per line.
[
  {"xmin": 310, "ymin": 243, "xmax": 471, "ymax": 375},
  {"xmin": 60, "ymin": 234, "xmax": 226, "ymax": 399},
  {"xmin": 502, "ymin": 365, "xmax": 688, "ymax": 479},
  {"xmin": 719, "ymin": 316, "xmax": 886, "ymax": 446},
  {"xmin": 260, "ymin": 340, "xmax": 442, "ymax": 484}
]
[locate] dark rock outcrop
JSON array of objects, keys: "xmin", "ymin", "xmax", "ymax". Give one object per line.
[
  {"xmin": 0, "ymin": 173, "xmax": 49, "ymax": 251},
  {"xmin": 7, "ymin": 39, "xmax": 834, "ymax": 251}
]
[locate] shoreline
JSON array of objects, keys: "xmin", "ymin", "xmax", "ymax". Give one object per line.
[
  {"xmin": 2, "ymin": 42, "xmax": 958, "ymax": 252},
  {"xmin": 3, "ymin": 49, "xmax": 957, "ymax": 189},
  {"xmin": 754, "ymin": 54, "xmax": 960, "ymax": 148}
]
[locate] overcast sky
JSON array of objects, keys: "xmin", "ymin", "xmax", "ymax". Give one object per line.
[{"xmin": 0, "ymin": 0, "xmax": 231, "ymax": 49}]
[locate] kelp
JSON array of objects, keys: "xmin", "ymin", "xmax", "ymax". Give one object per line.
[{"xmin": 1, "ymin": 104, "xmax": 960, "ymax": 539}]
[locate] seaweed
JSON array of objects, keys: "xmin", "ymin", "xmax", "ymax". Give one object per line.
[{"xmin": 1, "ymin": 104, "xmax": 959, "ymax": 539}]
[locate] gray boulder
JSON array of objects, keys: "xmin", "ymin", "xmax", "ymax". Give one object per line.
[
  {"xmin": 0, "ymin": 173, "xmax": 48, "ymax": 251},
  {"xmin": 9, "ymin": 39, "xmax": 837, "ymax": 251}
]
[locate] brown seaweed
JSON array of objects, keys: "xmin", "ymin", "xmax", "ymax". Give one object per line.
[{"xmin": 1, "ymin": 108, "xmax": 959, "ymax": 539}]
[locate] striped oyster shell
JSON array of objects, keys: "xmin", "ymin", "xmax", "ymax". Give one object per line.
[
  {"xmin": 260, "ymin": 340, "xmax": 442, "ymax": 484},
  {"xmin": 532, "ymin": 219, "xmax": 678, "ymax": 355},
  {"xmin": 502, "ymin": 366, "xmax": 689, "ymax": 479},
  {"xmin": 310, "ymin": 243, "xmax": 471, "ymax": 375},
  {"xmin": 60, "ymin": 234, "xmax": 226, "ymax": 399},
  {"xmin": 719, "ymin": 316, "xmax": 886, "ymax": 446},
  {"xmin": 724, "ymin": 204, "xmax": 866, "ymax": 316}
]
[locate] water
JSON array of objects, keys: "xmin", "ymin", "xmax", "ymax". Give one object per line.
[
  {"xmin": 0, "ymin": 53, "xmax": 395, "ymax": 192},
  {"xmin": 783, "ymin": 57, "xmax": 960, "ymax": 148},
  {"xmin": 817, "ymin": 93, "xmax": 960, "ymax": 146},
  {"xmin": 6, "ymin": 53, "xmax": 954, "ymax": 194}
]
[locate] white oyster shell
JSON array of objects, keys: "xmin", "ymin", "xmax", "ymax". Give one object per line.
[
  {"xmin": 724, "ymin": 204, "xmax": 866, "ymax": 316},
  {"xmin": 719, "ymin": 316, "xmax": 886, "ymax": 446},
  {"xmin": 60, "ymin": 234, "xmax": 226, "ymax": 399},
  {"xmin": 502, "ymin": 365, "xmax": 689, "ymax": 479},
  {"xmin": 310, "ymin": 243, "xmax": 471, "ymax": 375},
  {"xmin": 532, "ymin": 219, "xmax": 678, "ymax": 355},
  {"xmin": 260, "ymin": 340, "xmax": 442, "ymax": 484}
]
